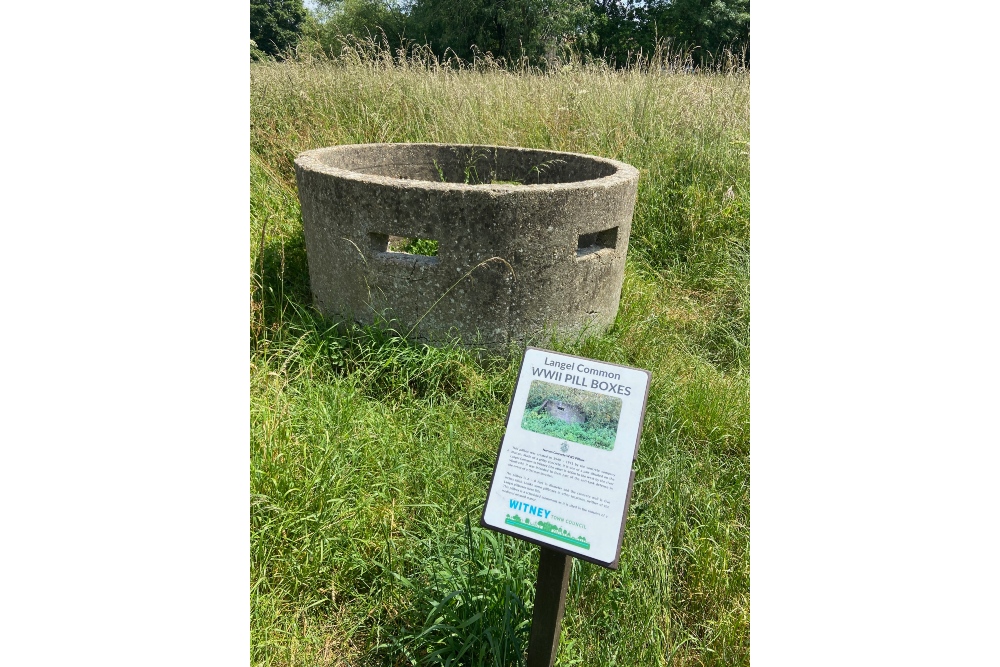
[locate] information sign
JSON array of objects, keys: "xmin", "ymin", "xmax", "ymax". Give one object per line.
[{"xmin": 481, "ymin": 347, "xmax": 651, "ymax": 569}]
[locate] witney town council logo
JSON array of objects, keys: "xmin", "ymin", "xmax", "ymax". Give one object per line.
[{"xmin": 560, "ymin": 441, "xmax": 569, "ymax": 453}]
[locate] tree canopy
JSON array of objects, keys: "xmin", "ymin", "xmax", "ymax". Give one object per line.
[
  {"xmin": 252, "ymin": 0, "xmax": 749, "ymax": 66},
  {"xmin": 647, "ymin": 0, "xmax": 750, "ymax": 62},
  {"xmin": 406, "ymin": 0, "xmax": 596, "ymax": 61},
  {"xmin": 251, "ymin": 0, "xmax": 309, "ymax": 57}
]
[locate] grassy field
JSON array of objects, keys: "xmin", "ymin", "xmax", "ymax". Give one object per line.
[{"xmin": 251, "ymin": 44, "xmax": 749, "ymax": 666}]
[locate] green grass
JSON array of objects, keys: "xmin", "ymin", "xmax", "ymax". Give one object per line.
[
  {"xmin": 251, "ymin": 42, "xmax": 748, "ymax": 667},
  {"xmin": 520, "ymin": 412, "xmax": 618, "ymax": 450}
]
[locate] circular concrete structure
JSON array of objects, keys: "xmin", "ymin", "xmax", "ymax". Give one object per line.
[{"xmin": 294, "ymin": 143, "xmax": 640, "ymax": 348}]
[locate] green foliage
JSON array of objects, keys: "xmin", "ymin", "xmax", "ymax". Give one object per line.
[
  {"xmin": 408, "ymin": 0, "xmax": 596, "ymax": 61},
  {"xmin": 386, "ymin": 235, "xmax": 440, "ymax": 256},
  {"xmin": 521, "ymin": 410, "xmax": 618, "ymax": 449},
  {"xmin": 403, "ymin": 237, "xmax": 440, "ymax": 256},
  {"xmin": 314, "ymin": 0, "xmax": 410, "ymax": 54},
  {"xmin": 647, "ymin": 0, "xmax": 750, "ymax": 64},
  {"xmin": 251, "ymin": 0, "xmax": 308, "ymax": 57},
  {"xmin": 590, "ymin": 0, "xmax": 653, "ymax": 65},
  {"xmin": 304, "ymin": 0, "xmax": 749, "ymax": 67}
]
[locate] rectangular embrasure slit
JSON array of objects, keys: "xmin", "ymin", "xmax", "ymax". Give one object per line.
[
  {"xmin": 369, "ymin": 232, "xmax": 440, "ymax": 265},
  {"xmin": 577, "ymin": 226, "xmax": 618, "ymax": 258},
  {"xmin": 388, "ymin": 235, "xmax": 438, "ymax": 256}
]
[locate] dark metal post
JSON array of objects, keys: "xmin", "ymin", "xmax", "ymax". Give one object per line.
[{"xmin": 526, "ymin": 547, "xmax": 573, "ymax": 667}]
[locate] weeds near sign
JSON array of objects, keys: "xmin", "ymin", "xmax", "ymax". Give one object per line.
[{"xmin": 384, "ymin": 517, "xmax": 534, "ymax": 667}]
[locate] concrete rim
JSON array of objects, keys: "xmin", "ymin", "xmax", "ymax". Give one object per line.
[{"xmin": 294, "ymin": 142, "xmax": 640, "ymax": 192}]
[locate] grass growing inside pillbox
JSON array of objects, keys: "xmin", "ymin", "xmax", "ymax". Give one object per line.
[{"xmin": 251, "ymin": 41, "xmax": 749, "ymax": 667}]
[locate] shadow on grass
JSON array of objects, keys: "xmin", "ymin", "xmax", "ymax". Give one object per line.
[
  {"xmin": 252, "ymin": 231, "xmax": 312, "ymax": 336},
  {"xmin": 251, "ymin": 233, "xmax": 516, "ymax": 402}
]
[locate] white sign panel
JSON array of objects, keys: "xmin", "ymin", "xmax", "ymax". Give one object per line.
[{"xmin": 481, "ymin": 347, "xmax": 651, "ymax": 569}]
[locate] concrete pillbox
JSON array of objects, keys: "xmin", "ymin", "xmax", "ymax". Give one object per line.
[{"xmin": 294, "ymin": 143, "xmax": 639, "ymax": 349}]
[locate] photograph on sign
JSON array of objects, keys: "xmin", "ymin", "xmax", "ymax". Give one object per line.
[
  {"xmin": 481, "ymin": 347, "xmax": 651, "ymax": 568},
  {"xmin": 521, "ymin": 380, "xmax": 622, "ymax": 450}
]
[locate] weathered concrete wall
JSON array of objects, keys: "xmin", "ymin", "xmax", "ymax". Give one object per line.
[
  {"xmin": 540, "ymin": 399, "xmax": 586, "ymax": 424},
  {"xmin": 294, "ymin": 143, "xmax": 639, "ymax": 349}
]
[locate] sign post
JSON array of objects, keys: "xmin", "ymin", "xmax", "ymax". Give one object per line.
[
  {"xmin": 481, "ymin": 347, "xmax": 652, "ymax": 665},
  {"xmin": 525, "ymin": 547, "xmax": 573, "ymax": 667}
]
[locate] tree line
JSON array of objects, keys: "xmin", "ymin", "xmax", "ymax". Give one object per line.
[{"xmin": 251, "ymin": 0, "xmax": 749, "ymax": 67}]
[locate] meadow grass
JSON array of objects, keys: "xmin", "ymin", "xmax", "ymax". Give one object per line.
[{"xmin": 251, "ymin": 42, "xmax": 748, "ymax": 666}]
